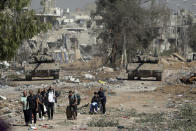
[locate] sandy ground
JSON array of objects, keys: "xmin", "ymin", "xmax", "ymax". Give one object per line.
[
  {"xmin": 8, "ymin": 80, "xmax": 196, "ymax": 131},
  {"xmin": 2, "ymin": 61, "xmax": 196, "ymax": 131}
]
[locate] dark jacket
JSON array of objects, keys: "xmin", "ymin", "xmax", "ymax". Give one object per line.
[
  {"xmin": 27, "ymin": 95, "xmax": 37, "ymax": 109},
  {"xmin": 98, "ymin": 91, "xmax": 106, "ymax": 102},
  {"xmin": 68, "ymin": 95, "xmax": 76, "ymax": 106},
  {"xmin": 91, "ymin": 96, "xmax": 100, "ymax": 105},
  {"xmin": 37, "ymin": 94, "xmax": 43, "ymax": 104},
  {"xmin": 41, "ymin": 91, "xmax": 46, "ymax": 98},
  {"xmin": 41, "ymin": 91, "xmax": 48, "ymax": 105}
]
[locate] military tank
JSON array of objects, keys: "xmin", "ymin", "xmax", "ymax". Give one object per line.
[
  {"xmin": 24, "ymin": 53, "xmax": 60, "ymax": 81},
  {"xmin": 127, "ymin": 55, "xmax": 163, "ymax": 81}
]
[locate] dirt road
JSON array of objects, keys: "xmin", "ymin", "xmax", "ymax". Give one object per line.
[{"xmin": 1, "ymin": 66, "xmax": 196, "ymax": 131}]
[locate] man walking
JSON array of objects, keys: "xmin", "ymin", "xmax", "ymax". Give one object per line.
[
  {"xmin": 27, "ymin": 90, "xmax": 38, "ymax": 128},
  {"xmin": 68, "ymin": 91, "xmax": 77, "ymax": 120},
  {"xmin": 37, "ymin": 89, "xmax": 45, "ymax": 120},
  {"xmin": 98, "ymin": 87, "xmax": 106, "ymax": 114},
  {"xmin": 41, "ymin": 88, "xmax": 48, "ymax": 115},
  {"xmin": 47, "ymin": 86, "xmax": 55, "ymax": 120},
  {"xmin": 20, "ymin": 90, "xmax": 29, "ymax": 126}
]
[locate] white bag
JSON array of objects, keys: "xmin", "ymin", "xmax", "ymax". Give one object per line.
[{"xmin": 43, "ymin": 105, "xmax": 47, "ymax": 112}]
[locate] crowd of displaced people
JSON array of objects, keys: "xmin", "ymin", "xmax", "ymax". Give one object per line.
[
  {"xmin": 20, "ymin": 86, "xmax": 106, "ymax": 129},
  {"xmin": 20, "ymin": 86, "xmax": 57, "ymax": 129}
]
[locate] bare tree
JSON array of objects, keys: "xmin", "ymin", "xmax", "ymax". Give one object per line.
[{"xmin": 92, "ymin": 0, "xmax": 170, "ymax": 67}]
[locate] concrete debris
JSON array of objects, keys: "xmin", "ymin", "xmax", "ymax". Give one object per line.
[
  {"xmin": 164, "ymin": 68, "xmax": 196, "ymax": 85},
  {"xmin": 177, "ymin": 95, "xmax": 183, "ymax": 97},
  {"xmin": 63, "ymin": 76, "xmax": 70, "ymax": 80},
  {"xmin": 63, "ymin": 76, "xmax": 80, "ymax": 83},
  {"xmin": 163, "ymin": 70, "xmax": 192, "ymax": 85},
  {"xmin": 56, "ymin": 79, "xmax": 61, "ymax": 83},
  {"xmin": 180, "ymin": 73, "xmax": 196, "ymax": 84},
  {"xmin": 184, "ymin": 100, "xmax": 190, "ymax": 103},
  {"xmin": 71, "ymin": 78, "xmax": 80, "ymax": 83},
  {"xmin": 166, "ymin": 57, "xmax": 179, "ymax": 62},
  {"xmin": 70, "ymin": 76, "xmax": 80, "ymax": 83},
  {"xmin": 117, "ymin": 72, "xmax": 128, "ymax": 80},
  {"xmin": 102, "ymin": 66, "xmax": 114, "ymax": 72},
  {"xmin": 160, "ymin": 58, "xmax": 170, "ymax": 65},
  {"xmin": 16, "ymin": 71, "xmax": 21, "ymax": 75},
  {"xmin": 0, "ymin": 95, "xmax": 7, "ymax": 100},
  {"xmin": 98, "ymin": 66, "xmax": 114, "ymax": 72},
  {"xmin": 166, "ymin": 101, "xmax": 176, "ymax": 108},
  {"xmin": 172, "ymin": 53, "xmax": 186, "ymax": 62},
  {"xmin": 84, "ymin": 74, "xmax": 95, "ymax": 80},
  {"xmin": 108, "ymin": 78, "xmax": 117, "ymax": 83},
  {"xmin": 0, "ymin": 72, "xmax": 7, "ymax": 79},
  {"xmin": 0, "ymin": 61, "xmax": 10, "ymax": 68}
]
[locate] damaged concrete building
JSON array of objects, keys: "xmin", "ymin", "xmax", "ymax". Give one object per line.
[
  {"xmin": 150, "ymin": 9, "xmax": 196, "ymax": 58},
  {"xmin": 16, "ymin": 2, "xmax": 98, "ymax": 64}
]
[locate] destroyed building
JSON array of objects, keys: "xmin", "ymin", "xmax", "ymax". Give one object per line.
[
  {"xmin": 150, "ymin": 9, "xmax": 196, "ymax": 58},
  {"xmin": 16, "ymin": 3, "xmax": 98, "ymax": 64}
]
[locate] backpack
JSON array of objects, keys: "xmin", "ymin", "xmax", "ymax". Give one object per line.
[{"xmin": 74, "ymin": 94, "xmax": 81, "ymax": 105}]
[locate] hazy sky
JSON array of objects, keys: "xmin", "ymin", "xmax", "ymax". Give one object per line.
[
  {"xmin": 31, "ymin": 0, "xmax": 196, "ymax": 13},
  {"xmin": 31, "ymin": 0, "xmax": 95, "ymax": 11},
  {"xmin": 167, "ymin": 0, "xmax": 196, "ymax": 13}
]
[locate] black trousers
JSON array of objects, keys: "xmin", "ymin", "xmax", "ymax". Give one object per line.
[
  {"xmin": 47, "ymin": 102, "xmax": 54, "ymax": 120},
  {"xmin": 38, "ymin": 104, "xmax": 44, "ymax": 118},
  {"xmin": 70, "ymin": 105, "xmax": 77, "ymax": 117},
  {"xmin": 29, "ymin": 108, "xmax": 37, "ymax": 124},
  {"xmin": 101, "ymin": 101, "xmax": 106, "ymax": 114},
  {"xmin": 23, "ymin": 110, "xmax": 29, "ymax": 124}
]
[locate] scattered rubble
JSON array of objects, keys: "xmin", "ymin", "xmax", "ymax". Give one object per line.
[
  {"xmin": 0, "ymin": 95, "xmax": 6, "ymax": 100},
  {"xmin": 98, "ymin": 66, "xmax": 114, "ymax": 73},
  {"xmin": 0, "ymin": 61, "xmax": 10, "ymax": 69},
  {"xmin": 180, "ymin": 73, "xmax": 196, "ymax": 84},
  {"xmin": 166, "ymin": 100, "xmax": 176, "ymax": 108},
  {"xmin": 63, "ymin": 76, "xmax": 80, "ymax": 83},
  {"xmin": 84, "ymin": 74, "xmax": 95, "ymax": 80},
  {"xmin": 0, "ymin": 54, "xmax": 196, "ymax": 131},
  {"xmin": 116, "ymin": 71, "xmax": 128, "ymax": 80},
  {"xmin": 172, "ymin": 53, "xmax": 186, "ymax": 62},
  {"xmin": 163, "ymin": 69, "xmax": 193, "ymax": 85}
]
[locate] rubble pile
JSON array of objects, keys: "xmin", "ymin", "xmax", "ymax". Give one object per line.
[
  {"xmin": 160, "ymin": 53, "xmax": 189, "ymax": 70},
  {"xmin": 0, "ymin": 98, "xmax": 22, "ymax": 125},
  {"xmin": 163, "ymin": 69, "xmax": 194, "ymax": 85}
]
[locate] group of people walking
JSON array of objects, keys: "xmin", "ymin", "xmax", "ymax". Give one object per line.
[
  {"xmin": 21, "ymin": 86, "xmax": 107, "ymax": 128},
  {"xmin": 20, "ymin": 86, "xmax": 56, "ymax": 129}
]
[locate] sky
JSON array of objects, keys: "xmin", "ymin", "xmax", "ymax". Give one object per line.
[
  {"xmin": 166, "ymin": 0, "xmax": 196, "ymax": 13},
  {"xmin": 31, "ymin": 0, "xmax": 196, "ymax": 13},
  {"xmin": 31, "ymin": 0, "xmax": 95, "ymax": 11}
]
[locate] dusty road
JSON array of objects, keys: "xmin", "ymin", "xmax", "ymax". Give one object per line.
[
  {"xmin": 1, "ymin": 62, "xmax": 196, "ymax": 131},
  {"xmin": 8, "ymin": 80, "xmax": 196, "ymax": 131}
]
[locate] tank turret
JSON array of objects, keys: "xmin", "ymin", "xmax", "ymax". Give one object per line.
[
  {"xmin": 24, "ymin": 50, "xmax": 60, "ymax": 81},
  {"xmin": 127, "ymin": 55, "xmax": 163, "ymax": 81},
  {"xmin": 133, "ymin": 55, "xmax": 159, "ymax": 63},
  {"xmin": 29, "ymin": 54, "xmax": 55, "ymax": 64}
]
